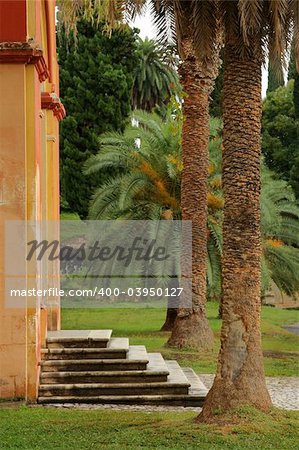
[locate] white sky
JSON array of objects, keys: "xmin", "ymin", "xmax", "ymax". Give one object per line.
[{"xmin": 131, "ymin": 8, "xmax": 269, "ymax": 97}]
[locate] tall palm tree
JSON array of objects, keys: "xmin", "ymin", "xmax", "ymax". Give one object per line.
[
  {"xmin": 59, "ymin": 0, "xmax": 222, "ymax": 350},
  {"xmin": 150, "ymin": 0, "xmax": 221, "ymax": 350},
  {"xmin": 208, "ymin": 135, "xmax": 299, "ymax": 301},
  {"xmin": 198, "ymin": 1, "xmax": 298, "ymax": 419}
]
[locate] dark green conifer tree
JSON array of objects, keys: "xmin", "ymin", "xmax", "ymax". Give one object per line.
[
  {"xmin": 58, "ymin": 21, "xmax": 138, "ymax": 218},
  {"xmin": 288, "ymin": 44, "xmax": 299, "ymax": 119},
  {"xmin": 267, "ymin": 62, "xmax": 284, "ymax": 94},
  {"xmin": 262, "ymin": 81, "xmax": 299, "ymax": 198}
]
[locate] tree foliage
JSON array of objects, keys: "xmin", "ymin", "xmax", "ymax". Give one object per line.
[
  {"xmin": 84, "ymin": 104, "xmax": 182, "ymax": 220},
  {"xmin": 85, "ymin": 110, "xmax": 299, "ymax": 299},
  {"xmin": 262, "ymin": 81, "xmax": 299, "ymax": 199},
  {"xmin": 133, "ymin": 38, "xmax": 180, "ymax": 111},
  {"xmin": 267, "ymin": 61, "xmax": 284, "ymax": 94},
  {"xmin": 288, "ymin": 43, "xmax": 299, "ymax": 118},
  {"xmin": 58, "ymin": 21, "xmax": 138, "ymax": 219}
]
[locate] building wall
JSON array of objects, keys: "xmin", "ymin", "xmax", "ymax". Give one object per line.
[
  {"xmin": 0, "ymin": 0, "xmax": 64, "ymax": 400},
  {"xmin": 0, "ymin": 64, "xmax": 27, "ymax": 397}
]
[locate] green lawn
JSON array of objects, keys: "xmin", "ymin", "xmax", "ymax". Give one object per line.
[
  {"xmin": 61, "ymin": 302, "xmax": 299, "ymax": 377},
  {"xmin": 60, "ymin": 211, "xmax": 80, "ymax": 220},
  {"xmin": 0, "ymin": 405, "xmax": 298, "ymax": 450}
]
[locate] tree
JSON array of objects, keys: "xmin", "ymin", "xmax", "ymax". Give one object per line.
[
  {"xmin": 87, "ymin": 111, "xmax": 299, "ymax": 318},
  {"xmin": 199, "ymin": 1, "xmax": 297, "ymax": 419},
  {"xmin": 85, "ymin": 108, "xmax": 182, "ymax": 321},
  {"xmin": 210, "ymin": 52, "xmax": 224, "ymax": 118},
  {"xmin": 288, "ymin": 42, "xmax": 299, "ymax": 118},
  {"xmin": 58, "ymin": 21, "xmax": 138, "ymax": 219},
  {"xmin": 59, "ymin": 0, "xmax": 221, "ymax": 350},
  {"xmin": 262, "ymin": 81, "xmax": 299, "ymax": 199},
  {"xmin": 84, "ymin": 108, "xmax": 182, "ymax": 221},
  {"xmin": 208, "ymin": 134, "xmax": 299, "ymax": 300},
  {"xmin": 133, "ymin": 37, "xmax": 180, "ymax": 111},
  {"xmin": 151, "ymin": 0, "xmax": 221, "ymax": 350},
  {"xmin": 59, "ymin": 0, "xmax": 298, "ymax": 412},
  {"xmin": 267, "ymin": 61, "xmax": 284, "ymax": 94},
  {"xmin": 84, "ymin": 111, "xmax": 218, "ymax": 331}
]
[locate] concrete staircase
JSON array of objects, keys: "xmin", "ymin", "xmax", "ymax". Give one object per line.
[{"xmin": 38, "ymin": 330, "xmax": 208, "ymax": 406}]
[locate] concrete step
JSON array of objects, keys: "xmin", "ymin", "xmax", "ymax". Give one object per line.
[
  {"xmin": 38, "ymin": 358, "xmax": 190, "ymax": 397},
  {"xmin": 46, "ymin": 330, "xmax": 112, "ymax": 349},
  {"xmin": 39, "ymin": 381, "xmax": 189, "ymax": 397},
  {"xmin": 42, "ymin": 338, "xmax": 129, "ymax": 360},
  {"xmin": 40, "ymin": 345, "xmax": 149, "ymax": 372},
  {"xmin": 38, "ymin": 394, "xmax": 204, "ymax": 406},
  {"xmin": 181, "ymin": 367, "xmax": 208, "ymax": 398},
  {"xmin": 40, "ymin": 353, "xmax": 169, "ymax": 384},
  {"xmin": 38, "ymin": 365, "xmax": 207, "ymax": 406}
]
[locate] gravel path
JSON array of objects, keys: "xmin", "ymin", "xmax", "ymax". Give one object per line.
[
  {"xmin": 283, "ymin": 323, "xmax": 299, "ymax": 336},
  {"xmin": 200, "ymin": 374, "xmax": 299, "ymax": 411},
  {"xmin": 39, "ymin": 374, "xmax": 299, "ymax": 413}
]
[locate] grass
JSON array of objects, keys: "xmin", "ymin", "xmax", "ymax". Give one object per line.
[
  {"xmin": 61, "ymin": 302, "xmax": 299, "ymax": 377},
  {"xmin": 0, "ymin": 405, "xmax": 298, "ymax": 449},
  {"xmin": 60, "ymin": 211, "xmax": 80, "ymax": 220}
]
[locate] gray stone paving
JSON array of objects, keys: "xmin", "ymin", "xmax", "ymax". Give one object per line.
[
  {"xmin": 283, "ymin": 323, "xmax": 299, "ymax": 336},
  {"xmin": 199, "ymin": 374, "xmax": 299, "ymax": 411}
]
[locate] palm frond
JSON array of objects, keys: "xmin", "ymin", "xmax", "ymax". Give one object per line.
[
  {"xmin": 239, "ymin": 0, "xmax": 264, "ymax": 46},
  {"xmin": 191, "ymin": 0, "xmax": 221, "ymax": 64},
  {"xmin": 149, "ymin": 0, "xmax": 177, "ymax": 45}
]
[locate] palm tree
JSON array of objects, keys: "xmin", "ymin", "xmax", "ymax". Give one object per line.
[
  {"xmin": 133, "ymin": 37, "xmax": 180, "ymax": 111},
  {"xmin": 84, "ymin": 108, "xmax": 182, "ymax": 221},
  {"xmin": 59, "ymin": 0, "xmax": 222, "ymax": 350},
  {"xmin": 150, "ymin": 0, "xmax": 221, "ymax": 350},
  {"xmin": 85, "ymin": 108, "xmax": 182, "ymax": 310},
  {"xmin": 208, "ymin": 134, "xmax": 299, "ymax": 301},
  {"xmin": 198, "ymin": 1, "xmax": 298, "ymax": 419},
  {"xmin": 87, "ymin": 111, "xmax": 299, "ymax": 316}
]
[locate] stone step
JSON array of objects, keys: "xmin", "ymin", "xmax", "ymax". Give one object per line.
[
  {"xmin": 42, "ymin": 338, "xmax": 129, "ymax": 360},
  {"xmin": 38, "ymin": 364, "xmax": 206, "ymax": 406},
  {"xmin": 39, "ymin": 382, "xmax": 189, "ymax": 398},
  {"xmin": 181, "ymin": 367, "xmax": 208, "ymax": 398},
  {"xmin": 37, "ymin": 394, "xmax": 204, "ymax": 406},
  {"xmin": 46, "ymin": 330, "xmax": 112, "ymax": 349},
  {"xmin": 40, "ymin": 345, "xmax": 149, "ymax": 372},
  {"xmin": 40, "ymin": 353, "xmax": 169, "ymax": 384},
  {"xmin": 38, "ymin": 358, "xmax": 190, "ymax": 397}
]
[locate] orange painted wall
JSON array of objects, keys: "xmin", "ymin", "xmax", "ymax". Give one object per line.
[
  {"xmin": 0, "ymin": 0, "xmax": 63, "ymax": 400},
  {"xmin": 0, "ymin": 64, "xmax": 27, "ymax": 398}
]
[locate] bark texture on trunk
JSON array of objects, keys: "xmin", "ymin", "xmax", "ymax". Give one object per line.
[
  {"xmin": 160, "ymin": 306, "xmax": 177, "ymax": 331},
  {"xmin": 199, "ymin": 44, "xmax": 271, "ymax": 420},
  {"xmin": 168, "ymin": 36, "xmax": 216, "ymax": 350},
  {"xmin": 160, "ymin": 276, "xmax": 179, "ymax": 331}
]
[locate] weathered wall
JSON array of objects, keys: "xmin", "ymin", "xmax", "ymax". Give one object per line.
[
  {"xmin": 0, "ymin": 0, "xmax": 64, "ymax": 400},
  {"xmin": 0, "ymin": 64, "xmax": 27, "ymax": 398}
]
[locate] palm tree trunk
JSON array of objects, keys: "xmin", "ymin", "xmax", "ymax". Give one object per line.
[
  {"xmin": 199, "ymin": 44, "xmax": 271, "ymax": 419},
  {"xmin": 168, "ymin": 36, "xmax": 215, "ymax": 349},
  {"xmin": 160, "ymin": 277, "xmax": 180, "ymax": 331}
]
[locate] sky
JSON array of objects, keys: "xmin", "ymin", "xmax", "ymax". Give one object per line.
[{"xmin": 131, "ymin": 7, "xmax": 269, "ymax": 97}]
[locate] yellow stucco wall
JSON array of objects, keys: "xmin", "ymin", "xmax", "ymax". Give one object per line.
[
  {"xmin": 0, "ymin": 0, "xmax": 62, "ymax": 400},
  {"xmin": 0, "ymin": 64, "xmax": 27, "ymax": 398}
]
